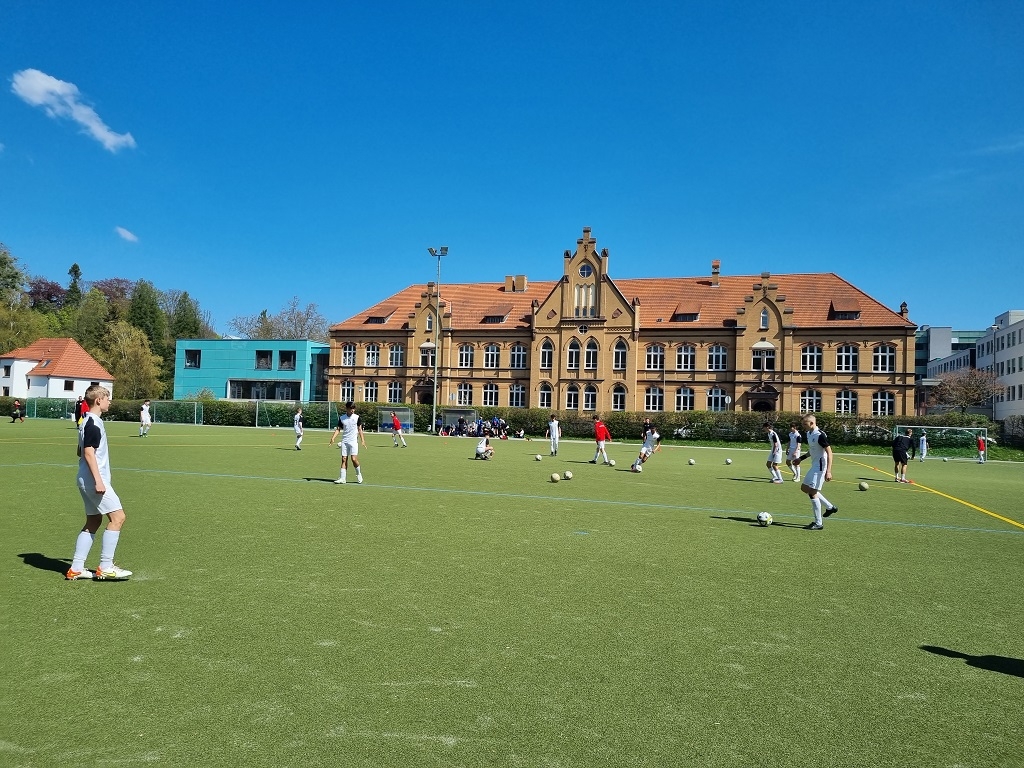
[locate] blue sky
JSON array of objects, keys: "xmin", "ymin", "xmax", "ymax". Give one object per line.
[{"xmin": 2, "ymin": 1, "xmax": 1021, "ymax": 334}]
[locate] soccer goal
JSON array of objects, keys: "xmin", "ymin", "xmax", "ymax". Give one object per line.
[{"xmin": 894, "ymin": 425, "xmax": 988, "ymax": 461}]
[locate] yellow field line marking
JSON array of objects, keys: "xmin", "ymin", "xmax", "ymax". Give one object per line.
[{"xmin": 837, "ymin": 455, "xmax": 1024, "ymax": 531}]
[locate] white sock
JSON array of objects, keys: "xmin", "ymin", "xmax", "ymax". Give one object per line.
[
  {"xmin": 340, "ymin": 469, "xmax": 347, "ymax": 483},
  {"xmin": 71, "ymin": 531, "xmax": 95, "ymax": 572},
  {"xmin": 99, "ymin": 530, "xmax": 120, "ymax": 568},
  {"xmin": 817, "ymin": 494, "xmax": 833, "ymax": 510},
  {"xmin": 811, "ymin": 497, "xmax": 822, "ymax": 525},
  {"xmin": 296, "ymin": 436, "xmax": 303, "ymax": 448},
  {"xmin": 356, "ymin": 467, "xmax": 362, "ymax": 478}
]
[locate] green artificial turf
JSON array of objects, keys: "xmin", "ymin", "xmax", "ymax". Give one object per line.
[{"xmin": 1, "ymin": 419, "xmax": 1022, "ymax": 767}]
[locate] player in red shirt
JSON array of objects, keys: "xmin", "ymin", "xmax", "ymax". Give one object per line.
[
  {"xmin": 390, "ymin": 411, "xmax": 408, "ymax": 448},
  {"xmin": 589, "ymin": 415, "xmax": 612, "ymax": 465}
]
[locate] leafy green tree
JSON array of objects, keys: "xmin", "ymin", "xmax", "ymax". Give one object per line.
[
  {"xmin": 0, "ymin": 301, "xmax": 49, "ymax": 354},
  {"xmin": 169, "ymin": 291, "xmax": 206, "ymax": 340},
  {"xmin": 74, "ymin": 289, "xmax": 110, "ymax": 353},
  {"xmin": 127, "ymin": 280, "xmax": 168, "ymax": 356},
  {"xmin": 65, "ymin": 263, "xmax": 83, "ymax": 309},
  {"xmin": 91, "ymin": 277, "xmax": 134, "ymax": 321},
  {"xmin": 96, "ymin": 321, "xmax": 164, "ymax": 399},
  {"xmin": 0, "ymin": 244, "xmax": 27, "ymax": 307}
]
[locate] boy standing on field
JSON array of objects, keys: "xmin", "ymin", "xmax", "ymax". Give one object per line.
[
  {"xmin": 66, "ymin": 384, "xmax": 132, "ymax": 580},
  {"xmin": 765, "ymin": 422, "xmax": 784, "ymax": 483},
  {"xmin": 329, "ymin": 401, "xmax": 366, "ymax": 484},
  {"xmin": 294, "ymin": 407, "xmax": 304, "ymax": 450},
  {"xmin": 786, "ymin": 423, "xmax": 802, "ymax": 482},
  {"xmin": 390, "ymin": 411, "xmax": 407, "ymax": 448},
  {"xmin": 545, "ymin": 414, "xmax": 561, "ymax": 456},
  {"xmin": 590, "ymin": 415, "xmax": 612, "ymax": 465},
  {"xmin": 139, "ymin": 400, "xmax": 152, "ymax": 438},
  {"xmin": 792, "ymin": 414, "xmax": 839, "ymax": 530}
]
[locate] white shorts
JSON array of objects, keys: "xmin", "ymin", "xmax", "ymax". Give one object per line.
[
  {"xmin": 77, "ymin": 477, "xmax": 123, "ymax": 515},
  {"xmin": 802, "ymin": 467, "xmax": 827, "ymax": 492},
  {"xmin": 768, "ymin": 450, "xmax": 783, "ymax": 464},
  {"xmin": 640, "ymin": 446, "xmax": 654, "ymax": 460},
  {"xmin": 340, "ymin": 441, "xmax": 359, "ymax": 457},
  {"xmin": 786, "ymin": 450, "xmax": 800, "ymax": 462},
  {"xmin": 141, "ymin": 418, "xmax": 152, "ymax": 426}
]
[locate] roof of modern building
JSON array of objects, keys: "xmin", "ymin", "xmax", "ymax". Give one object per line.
[
  {"xmin": 2, "ymin": 337, "xmax": 114, "ymax": 380},
  {"xmin": 330, "ymin": 272, "xmax": 915, "ymax": 332}
]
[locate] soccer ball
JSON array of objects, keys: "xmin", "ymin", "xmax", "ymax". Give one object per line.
[
  {"xmin": 535, "ymin": 454, "xmax": 542, "ymax": 461},
  {"xmin": 942, "ymin": 457, "xmax": 949, "ymax": 462},
  {"xmin": 756, "ymin": 511, "xmax": 773, "ymax": 527},
  {"xmin": 563, "ymin": 471, "xmax": 573, "ymax": 480},
  {"xmin": 725, "ymin": 458, "xmax": 732, "ymax": 465},
  {"xmin": 633, "ymin": 463, "xmax": 643, "ymax": 473},
  {"xmin": 550, "ymin": 473, "xmax": 560, "ymax": 483},
  {"xmin": 608, "ymin": 459, "xmax": 616, "ymax": 467},
  {"xmin": 688, "ymin": 458, "xmax": 696, "ymax": 465},
  {"xmin": 858, "ymin": 481, "xmax": 869, "ymax": 491}
]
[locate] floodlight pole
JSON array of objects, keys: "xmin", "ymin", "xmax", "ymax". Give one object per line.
[{"xmin": 428, "ymin": 246, "xmax": 448, "ymax": 433}]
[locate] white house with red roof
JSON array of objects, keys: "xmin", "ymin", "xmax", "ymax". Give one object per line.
[{"xmin": 0, "ymin": 338, "xmax": 115, "ymax": 399}]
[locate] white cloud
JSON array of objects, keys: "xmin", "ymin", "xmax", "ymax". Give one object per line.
[
  {"xmin": 11, "ymin": 68, "xmax": 136, "ymax": 153},
  {"xmin": 972, "ymin": 135, "xmax": 1024, "ymax": 156},
  {"xmin": 115, "ymin": 226, "xmax": 139, "ymax": 242}
]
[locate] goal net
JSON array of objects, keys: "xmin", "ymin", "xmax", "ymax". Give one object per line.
[
  {"xmin": 893, "ymin": 425, "xmax": 988, "ymax": 460},
  {"xmin": 377, "ymin": 406, "xmax": 414, "ymax": 433}
]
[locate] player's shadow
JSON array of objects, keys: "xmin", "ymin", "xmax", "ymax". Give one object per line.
[
  {"xmin": 18, "ymin": 552, "xmax": 70, "ymax": 574},
  {"xmin": 710, "ymin": 515, "xmax": 807, "ymax": 529},
  {"xmin": 920, "ymin": 645, "xmax": 1024, "ymax": 679},
  {"xmin": 722, "ymin": 477, "xmax": 777, "ymax": 483},
  {"xmin": 304, "ymin": 477, "xmax": 339, "ymax": 483}
]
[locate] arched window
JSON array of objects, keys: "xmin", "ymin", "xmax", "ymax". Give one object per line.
[
  {"xmin": 707, "ymin": 386, "xmax": 728, "ymax": 411},
  {"xmin": 613, "ymin": 340, "xmax": 628, "ymax": 370},
  {"xmin": 457, "ymin": 382, "xmax": 473, "ymax": 405},
  {"xmin": 836, "ymin": 389, "xmax": 858, "ymax": 414},
  {"xmin": 676, "ymin": 345, "xmax": 695, "ymax": 371},
  {"xmin": 612, "ymin": 385, "xmax": 626, "ymax": 411},
  {"xmin": 509, "ymin": 344, "xmax": 527, "ymax": 369},
  {"xmin": 389, "ymin": 344, "xmax": 404, "ymax": 367},
  {"xmin": 458, "ymin": 345, "xmax": 474, "ymax": 368},
  {"xmin": 341, "ymin": 343, "xmax": 356, "ymax": 367},
  {"xmin": 873, "ymin": 345, "xmax": 896, "ymax": 373},
  {"xmin": 836, "ymin": 345, "xmax": 859, "ymax": 372},
  {"xmin": 566, "ymin": 384, "xmax": 579, "ymax": 410},
  {"xmin": 708, "ymin": 345, "xmax": 728, "ymax": 371},
  {"xmin": 387, "ymin": 381, "xmax": 402, "ymax": 403},
  {"xmin": 872, "ymin": 391, "xmax": 895, "ymax": 416},
  {"xmin": 801, "ymin": 346, "xmax": 822, "ymax": 372},
  {"xmin": 646, "ymin": 345, "xmax": 665, "ymax": 370},
  {"xmin": 676, "ymin": 387, "xmax": 694, "ymax": 411},
  {"xmin": 539, "ymin": 340, "xmax": 553, "ymax": 370},
  {"xmin": 567, "ymin": 340, "xmax": 580, "ymax": 370},
  {"xmin": 483, "ymin": 382, "xmax": 498, "ymax": 406},
  {"xmin": 484, "ymin": 344, "xmax": 500, "ymax": 369},
  {"xmin": 584, "ymin": 340, "xmax": 599, "ymax": 370},
  {"xmin": 760, "ymin": 308, "xmax": 770, "ymax": 330},
  {"xmin": 365, "ymin": 344, "xmax": 380, "ymax": 367},
  {"xmin": 583, "ymin": 384, "xmax": 597, "ymax": 411},
  {"xmin": 508, "ymin": 384, "xmax": 526, "ymax": 408},
  {"xmin": 538, "ymin": 382, "xmax": 552, "ymax": 409},
  {"xmin": 645, "ymin": 386, "xmax": 664, "ymax": 411},
  {"xmin": 340, "ymin": 380, "xmax": 354, "ymax": 402},
  {"xmin": 800, "ymin": 389, "xmax": 821, "ymax": 413},
  {"xmin": 364, "ymin": 381, "xmax": 378, "ymax": 402}
]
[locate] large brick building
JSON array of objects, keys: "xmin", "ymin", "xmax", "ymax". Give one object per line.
[{"xmin": 328, "ymin": 228, "xmax": 917, "ymax": 416}]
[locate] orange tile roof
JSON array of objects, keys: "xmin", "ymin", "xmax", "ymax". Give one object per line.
[
  {"xmin": 330, "ymin": 272, "xmax": 914, "ymax": 333},
  {"xmin": 4, "ymin": 338, "xmax": 114, "ymax": 380}
]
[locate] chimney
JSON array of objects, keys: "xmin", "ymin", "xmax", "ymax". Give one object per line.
[
  {"xmin": 513, "ymin": 274, "xmax": 528, "ymax": 292},
  {"xmin": 504, "ymin": 276, "xmax": 514, "ymax": 292},
  {"xmin": 900, "ymin": 301, "xmax": 909, "ymax": 319},
  {"xmin": 711, "ymin": 260, "xmax": 721, "ymax": 287}
]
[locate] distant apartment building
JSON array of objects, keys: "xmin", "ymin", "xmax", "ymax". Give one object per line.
[
  {"xmin": 975, "ymin": 310, "xmax": 1024, "ymax": 420},
  {"xmin": 173, "ymin": 339, "xmax": 329, "ymax": 401},
  {"xmin": 1, "ymin": 338, "xmax": 114, "ymax": 399},
  {"xmin": 327, "ymin": 228, "xmax": 918, "ymax": 416}
]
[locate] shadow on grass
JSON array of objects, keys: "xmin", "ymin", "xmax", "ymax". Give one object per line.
[
  {"xmin": 710, "ymin": 515, "xmax": 810, "ymax": 529},
  {"xmin": 920, "ymin": 645, "xmax": 1024, "ymax": 679},
  {"xmin": 18, "ymin": 552, "xmax": 70, "ymax": 574},
  {"xmin": 303, "ymin": 477, "xmax": 338, "ymax": 483}
]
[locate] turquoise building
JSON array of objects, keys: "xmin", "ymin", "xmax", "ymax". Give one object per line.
[{"xmin": 174, "ymin": 339, "xmax": 329, "ymax": 401}]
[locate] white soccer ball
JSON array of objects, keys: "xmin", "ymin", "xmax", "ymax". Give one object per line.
[
  {"xmin": 688, "ymin": 458, "xmax": 696, "ymax": 465},
  {"xmin": 725, "ymin": 458, "xmax": 732, "ymax": 465},
  {"xmin": 608, "ymin": 459, "xmax": 616, "ymax": 467},
  {"xmin": 756, "ymin": 511, "xmax": 773, "ymax": 527},
  {"xmin": 634, "ymin": 463, "xmax": 643, "ymax": 473},
  {"xmin": 942, "ymin": 457, "xmax": 949, "ymax": 462},
  {"xmin": 563, "ymin": 471, "xmax": 573, "ymax": 480},
  {"xmin": 550, "ymin": 473, "xmax": 560, "ymax": 483},
  {"xmin": 535, "ymin": 454, "xmax": 542, "ymax": 461}
]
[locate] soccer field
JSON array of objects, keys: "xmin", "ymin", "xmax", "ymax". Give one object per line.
[{"xmin": 2, "ymin": 420, "xmax": 1022, "ymax": 767}]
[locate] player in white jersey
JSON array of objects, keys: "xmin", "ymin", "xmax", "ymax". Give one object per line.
[
  {"xmin": 475, "ymin": 434, "xmax": 494, "ymax": 459},
  {"xmin": 329, "ymin": 401, "xmax": 366, "ymax": 484},
  {"xmin": 631, "ymin": 421, "xmax": 661, "ymax": 472},
  {"xmin": 66, "ymin": 384, "xmax": 133, "ymax": 580},
  {"xmin": 764, "ymin": 423, "xmax": 784, "ymax": 483},
  {"xmin": 139, "ymin": 400, "xmax": 152, "ymax": 437},
  {"xmin": 545, "ymin": 415, "xmax": 561, "ymax": 456},
  {"xmin": 785, "ymin": 423, "xmax": 802, "ymax": 482},
  {"xmin": 293, "ymin": 407, "xmax": 304, "ymax": 450},
  {"xmin": 918, "ymin": 430, "xmax": 928, "ymax": 461},
  {"xmin": 792, "ymin": 414, "xmax": 839, "ymax": 530}
]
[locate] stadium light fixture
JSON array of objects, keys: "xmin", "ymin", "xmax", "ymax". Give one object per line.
[{"xmin": 428, "ymin": 246, "xmax": 449, "ymax": 432}]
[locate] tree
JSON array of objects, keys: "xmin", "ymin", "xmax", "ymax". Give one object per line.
[
  {"xmin": 0, "ymin": 301, "xmax": 49, "ymax": 354},
  {"xmin": 168, "ymin": 291, "xmax": 206, "ymax": 340},
  {"xmin": 73, "ymin": 289, "xmax": 110, "ymax": 353},
  {"xmin": 26, "ymin": 277, "xmax": 66, "ymax": 313},
  {"xmin": 91, "ymin": 277, "xmax": 134, "ymax": 321},
  {"xmin": 65, "ymin": 263, "xmax": 83, "ymax": 308},
  {"xmin": 127, "ymin": 279, "xmax": 168, "ymax": 356},
  {"xmin": 933, "ymin": 368, "xmax": 1003, "ymax": 413},
  {"xmin": 228, "ymin": 298, "xmax": 328, "ymax": 341},
  {"xmin": 96, "ymin": 321, "xmax": 164, "ymax": 399},
  {"xmin": 0, "ymin": 244, "xmax": 27, "ymax": 307}
]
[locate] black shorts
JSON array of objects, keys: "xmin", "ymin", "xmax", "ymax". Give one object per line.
[{"xmin": 892, "ymin": 450, "xmax": 908, "ymax": 464}]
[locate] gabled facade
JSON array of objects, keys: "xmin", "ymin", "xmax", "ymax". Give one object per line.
[
  {"xmin": 173, "ymin": 339, "xmax": 330, "ymax": 401},
  {"xmin": 0, "ymin": 338, "xmax": 114, "ymax": 399},
  {"xmin": 328, "ymin": 228, "xmax": 918, "ymax": 416}
]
